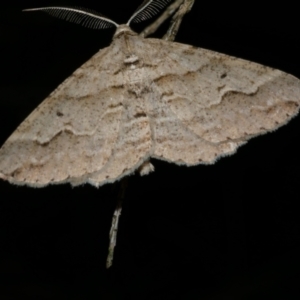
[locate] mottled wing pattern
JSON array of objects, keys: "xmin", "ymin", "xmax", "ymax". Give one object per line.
[
  {"xmin": 142, "ymin": 38, "xmax": 300, "ymax": 165},
  {"xmin": 0, "ymin": 37, "xmax": 152, "ymax": 187},
  {"xmin": 1, "ymin": 31, "xmax": 300, "ymax": 187}
]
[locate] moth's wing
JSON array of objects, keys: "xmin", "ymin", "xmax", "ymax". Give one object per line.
[
  {"xmin": 145, "ymin": 38, "xmax": 300, "ymax": 165},
  {"xmin": 0, "ymin": 41, "xmax": 152, "ymax": 187}
]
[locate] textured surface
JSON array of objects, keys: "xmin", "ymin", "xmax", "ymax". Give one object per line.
[{"xmin": 0, "ymin": 25, "xmax": 300, "ymax": 187}]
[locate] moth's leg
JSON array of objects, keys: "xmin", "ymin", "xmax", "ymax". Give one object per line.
[
  {"xmin": 140, "ymin": 0, "xmax": 184, "ymax": 38},
  {"xmin": 163, "ymin": 0, "xmax": 195, "ymax": 41},
  {"xmin": 106, "ymin": 178, "xmax": 128, "ymax": 268}
]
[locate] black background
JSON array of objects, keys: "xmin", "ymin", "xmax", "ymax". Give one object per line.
[{"xmin": 1, "ymin": 1, "xmax": 300, "ymax": 299}]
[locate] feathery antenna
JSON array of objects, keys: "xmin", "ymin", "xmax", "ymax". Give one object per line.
[
  {"xmin": 127, "ymin": 0, "xmax": 173, "ymax": 25},
  {"xmin": 23, "ymin": 1, "xmax": 175, "ymax": 32},
  {"xmin": 23, "ymin": 7, "xmax": 119, "ymax": 29}
]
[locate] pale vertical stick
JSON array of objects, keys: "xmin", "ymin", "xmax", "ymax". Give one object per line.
[
  {"xmin": 140, "ymin": 0, "xmax": 184, "ymax": 38},
  {"xmin": 106, "ymin": 178, "xmax": 128, "ymax": 268},
  {"xmin": 163, "ymin": 0, "xmax": 195, "ymax": 41}
]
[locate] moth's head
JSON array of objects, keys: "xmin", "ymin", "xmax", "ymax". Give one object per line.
[{"xmin": 113, "ymin": 25, "xmax": 138, "ymax": 39}]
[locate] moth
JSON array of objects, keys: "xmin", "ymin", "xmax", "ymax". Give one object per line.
[{"xmin": 0, "ymin": 0, "xmax": 300, "ymax": 188}]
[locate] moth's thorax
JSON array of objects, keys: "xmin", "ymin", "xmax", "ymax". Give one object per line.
[
  {"xmin": 113, "ymin": 25, "xmax": 138, "ymax": 39},
  {"xmin": 113, "ymin": 26, "xmax": 142, "ymax": 71},
  {"xmin": 123, "ymin": 52, "xmax": 145, "ymax": 96}
]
